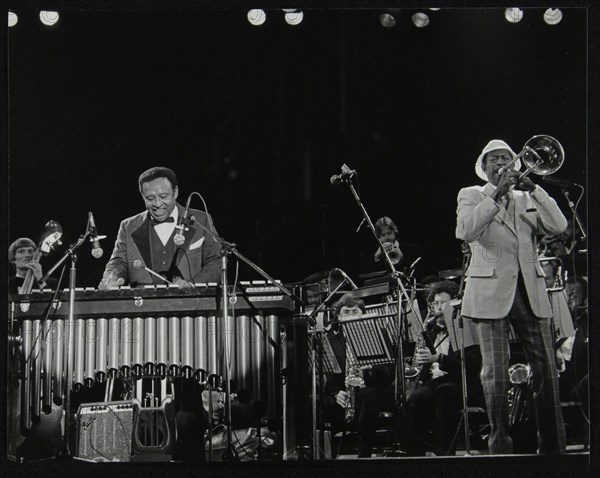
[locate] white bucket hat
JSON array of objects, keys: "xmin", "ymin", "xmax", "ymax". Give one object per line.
[{"xmin": 475, "ymin": 139, "xmax": 520, "ymax": 181}]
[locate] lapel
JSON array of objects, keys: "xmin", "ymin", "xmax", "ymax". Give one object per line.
[
  {"xmin": 482, "ymin": 182, "xmax": 517, "ymax": 237},
  {"xmin": 131, "ymin": 213, "xmax": 153, "ymax": 270}
]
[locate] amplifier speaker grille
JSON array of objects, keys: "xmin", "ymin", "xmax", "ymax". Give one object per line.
[{"xmin": 76, "ymin": 401, "xmax": 133, "ymax": 462}]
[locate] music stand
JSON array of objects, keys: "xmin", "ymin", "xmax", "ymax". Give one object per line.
[
  {"xmin": 338, "ymin": 313, "xmax": 399, "ymax": 368},
  {"xmin": 312, "ymin": 334, "xmax": 342, "ymax": 375}
]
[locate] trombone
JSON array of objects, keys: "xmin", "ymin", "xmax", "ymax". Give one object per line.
[{"xmin": 498, "ymin": 134, "xmax": 564, "ymax": 180}]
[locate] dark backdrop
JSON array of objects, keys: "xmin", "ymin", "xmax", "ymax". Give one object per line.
[{"xmin": 7, "ymin": 8, "xmax": 587, "ymax": 288}]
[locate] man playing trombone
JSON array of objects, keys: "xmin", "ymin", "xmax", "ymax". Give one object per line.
[{"xmin": 455, "ymin": 138, "xmax": 568, "ymax": 455}]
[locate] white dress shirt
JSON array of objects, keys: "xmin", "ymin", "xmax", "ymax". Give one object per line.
[{"xmin": 153, "ymin": 208, "xmax": 179, "ymax": 246}]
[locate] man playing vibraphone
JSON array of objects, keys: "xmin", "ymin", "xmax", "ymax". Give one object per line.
[
  {"xmin": 97, "ymin": 166, "xmax": 222, "ymax": 462},
  {"xmin": 99, "ymin": 166, "xmax": 221, "ymax": 289}
]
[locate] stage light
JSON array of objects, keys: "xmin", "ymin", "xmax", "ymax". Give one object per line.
[
  {"xmin": 8, "ymin": 11, "xmax": 18, "ymax": 27},
  {"xmin": 379, "ymin": 13, "xmax": 396, "ymax": 28},
  {"xmin": 504, "ymin": 8, "xmax": 523, "ymax": 23},
  {"xmin": 412, "ymin": 12, "xmax": 430, "ymax": 28},
  {"xmin": 247, "ymin": 9, "xmax": 266, "ymax": 26},
  {"xmin": 284, "ymin": 11, "xmax": 303, "ymax": 25},
  {"xmin": 429, "ymin": 8, "xmax": 441, "ymax": 11},
  {"xmin": 543, "ymin": 8, "xmax": 563, "ymax": 25},
  {"xmin": 39, "ymin": 11, "xmax": 60, "ymax": 26}
]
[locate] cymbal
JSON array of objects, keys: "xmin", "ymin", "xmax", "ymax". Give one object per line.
[
  {"xmin": 301, "ymin": 271, "xmax": 330, "ymax": 284},
  {"xmin": 438, "ymin": 268, "xmax": 463, "ymax": 279}
]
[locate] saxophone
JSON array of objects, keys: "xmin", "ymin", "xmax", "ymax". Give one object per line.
[
  {"xmin": 406, "ymin": 310, "xmax": 436, "ymax": 379},
  {"xmin": 405, "ymin": 333, "xmax": 425, "ymax": 380},
  {"xmin": 343, "ymin": 350, "xmax": 365, "ymax": 422}
]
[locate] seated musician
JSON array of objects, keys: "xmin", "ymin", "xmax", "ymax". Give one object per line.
[
  {"xmin": 557, "ymin": 277, "xmax": 588, "ymax": 445},
  {"xmin": 8, "ymin": 238, "xmax": 58, "ymax": 294},
  {"xmin": 539, "ymin": 258, "xmax": 576, "ymax": 365},
  {"xmin": 404, "ymin": 280, "xmax": 484, "ymax": 456},
  {"xmin": 98, "ymin": 166, "xmax": 221, "ymax": 288},
  {"xmin": 324, "ymin": 293, "xmax": 395, "ymax": 458},
  {"xmin": 414, "ymin": 275, "xmax": 442, "ymax": 322}
]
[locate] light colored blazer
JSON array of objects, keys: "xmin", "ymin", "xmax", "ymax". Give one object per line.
[
  {"xmin": 456, "ymin": 183, "xmax": 567, "ymax": 319},
  {"xmin": 101, "ymin": 204, "xmax": 221, "ymax": 286}
]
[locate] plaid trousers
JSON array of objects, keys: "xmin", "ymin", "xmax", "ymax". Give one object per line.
[{"xmin": 473, "ymin": 276, "xmax": 566, "ymax": 454}]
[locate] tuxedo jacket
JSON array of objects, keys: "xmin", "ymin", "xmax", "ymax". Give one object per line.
[
  {"xmin": 101, "ymin": 203, "xmax": 221, "ymax": 286},
  {"xmin": 456, "ymin": 183, "xmax": 567, "ymax": 319}
]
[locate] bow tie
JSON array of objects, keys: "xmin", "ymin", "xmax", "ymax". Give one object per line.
[{"xmin": 152, "ymin": 216, "xmax": 175, "ymax": 223}]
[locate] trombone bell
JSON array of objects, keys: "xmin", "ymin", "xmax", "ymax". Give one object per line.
[
  {"xmin": 519, "ymin": 135, "xmax": 564, "ymax": 179},
  {"xmin": 498, "ymin": 134, "xmax": 565, "ymax": 179}
]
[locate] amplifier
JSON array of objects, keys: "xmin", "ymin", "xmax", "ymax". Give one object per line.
[{"xmin": 76, "ymin": 401, "xmax": 134, "ymax": 462}]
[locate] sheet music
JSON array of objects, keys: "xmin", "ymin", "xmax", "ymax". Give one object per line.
[
  {"xmin": 550, "ymin": 290, "xmax": 575, "ymax": 339},
  {"xmin": 320, "ymin": 334, "xmax": 342, "ymax": 374},
  {"xmin": 404, "ymin": 299, "xmax": 424, "ymax": 342},
  {"xmin": 340, "ymin": 315, "xmax": 399, "ymax": 366},
  {"xmin": 307, "ymin": 332, "xmax": 342, "ymax": 374},
  {"xmin": 444, "ymin": 303, "xmax": 479, "ymax": 351}
]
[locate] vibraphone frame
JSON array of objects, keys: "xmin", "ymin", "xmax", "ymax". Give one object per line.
[{"xmin": 8, "ymin": 284, "xmax": 293, "ymax": 461}]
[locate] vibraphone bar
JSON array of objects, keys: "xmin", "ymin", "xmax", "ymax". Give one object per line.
[{"xmin": 10, "ymin": 282, "xmax": 293, "ymax": 435}]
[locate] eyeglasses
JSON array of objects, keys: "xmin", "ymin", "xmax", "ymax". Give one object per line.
[{"xmin": 431, "ymin": 300, "xmax": 449, "ymax": 308}]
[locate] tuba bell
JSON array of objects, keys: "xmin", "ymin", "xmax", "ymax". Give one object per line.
[{"xmin": 498, "ymin": 134, "xmax": 565, "ymax": 180}]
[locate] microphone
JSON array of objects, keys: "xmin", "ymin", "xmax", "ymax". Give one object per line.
[
  {"xmin": 88, "ymin": 211, "xmax": 106, "ymax": 259},
  {"xmin": 332, "ymin": 268, "xmax": 358, "ymax": 290},
  {"xmin": 133, "ymin": 260, "xmax": 175, "ymax": 286},
  {"xmin": 174, "ymin": 195, "xmax": 193, "ymax": 246},
  {"xmin": 408, "ymin": 257, "xmax": 421, "ymax": 279},
  {"xmin": 541, "ymin": 176, "xmax": 580, "ymax": 188},
  {"xmin": 330, "ymin": 164, "xmax": 357, "ymax": 185}
]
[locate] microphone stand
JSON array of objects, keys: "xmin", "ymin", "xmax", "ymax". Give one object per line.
[
  {"xmin": 307, "ymin": 278, "xmax": 352, "ymax": 459},
  {"xmin": 40, "ymin": 224, "xmax": 94, "ymax": 458},
  {"xmin": 190, "ymin": 218, "xmax": 305, "ymax": 460},
  {"xmin": 217, "ymin": 243, "xmax": 237, "ymax": 461},
  {"xmin": 337, "ymin": 176, "xmax": 422, "ymax": 448},
  {"xmin": 560, "ymin": 185, "xmax": 586, "ymax": 243},
  {"xmin": 451, "ymin": 242, "xmax": 473, "ymax": 456},
  {"xmin": 559, "ymin": 185, "xmax": 587, "ymax": 284}
]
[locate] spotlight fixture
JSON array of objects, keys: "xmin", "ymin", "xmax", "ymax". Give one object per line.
[
  {"xmin": 504, "ymin": 8, "xmax": 523, "ymax": 23},
  {"xmin": 379, "ymin": 9, "xmax": 400, "ymax": 28},
  {"xmin": 284, "ymin": 11, "xmax": 303, "ymax": 25},
  {"xmin": 8, "ymin": 11, "xmax": 18, "ymax": 27},
  {"xmin": 543, "ymin": 8, "xmax": 563, "ymax": 25},
  {"xmin": 247, "ymin": 9, "xmax": 266, "ymax": 26},
  {"xmin": 39, "ymin": 11, "xmax": 60, "ymax": 26},
  {"xmin": 379, "ymin": 13, "xmax": 396, "ymax": 28},
  {"xmin": 412, "ymin": 12, "xmax": 430, "ymax": 28}
]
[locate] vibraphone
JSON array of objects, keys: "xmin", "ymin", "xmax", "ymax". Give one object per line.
[{"xmin": 9, "ymin": 282, "xmax": 294, "ymax": 437}]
